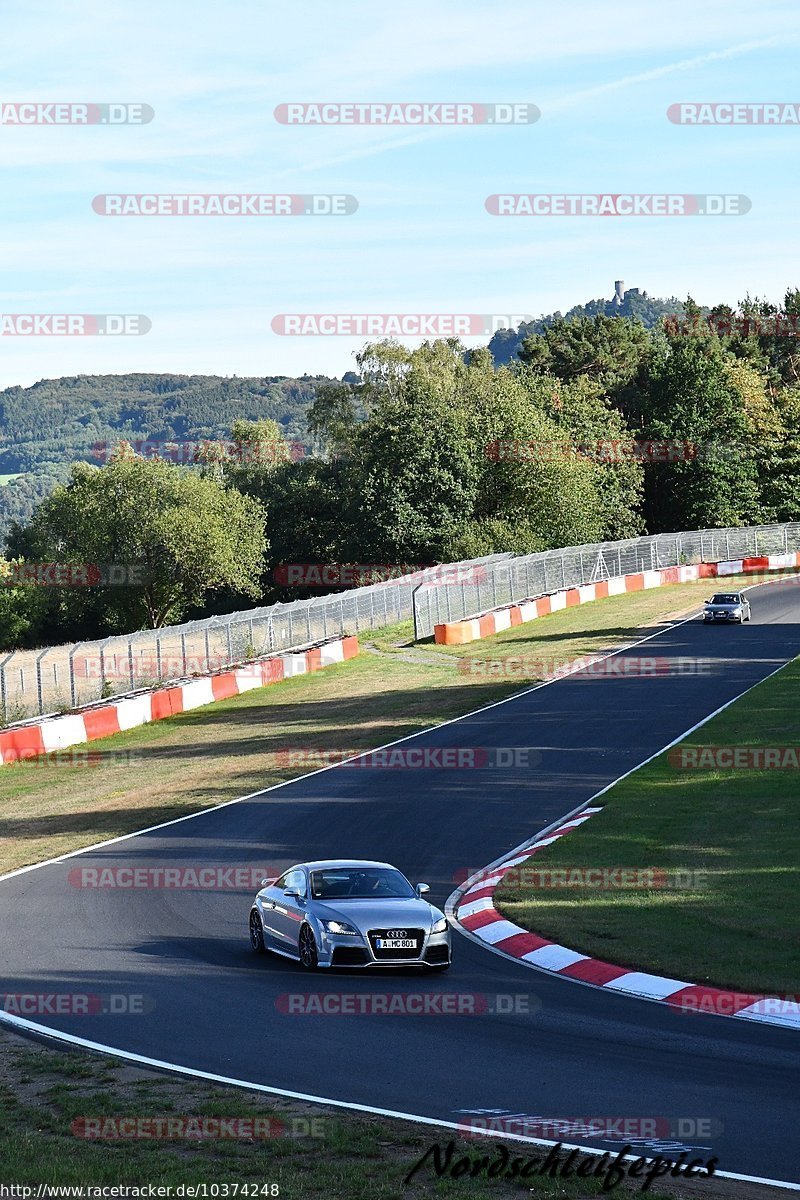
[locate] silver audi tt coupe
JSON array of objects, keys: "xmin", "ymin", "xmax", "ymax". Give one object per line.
[{"xmin": 248, "ymin": 859, "xmax": 451, "ymax": 970}]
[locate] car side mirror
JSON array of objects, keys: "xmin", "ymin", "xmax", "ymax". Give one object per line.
[
  {"xmin": 260, "ymin": 878, "xmax": 274, "ymax": 887},
  {"xmin": 416, "ymin": 883, "xmax": 430, "ymax": 897},
  {"xmin": 283, "ymin": 888, "xmax": 303, "ymax": 900}
]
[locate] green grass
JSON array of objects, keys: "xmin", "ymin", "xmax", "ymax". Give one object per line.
[
  {"xmin": 0, "ymin": 575, "xmax": 733, "ymax": 877},
  {"xmin": 0, "ymin": 575, "xmax": 761, "ymax": 878},
  {"xmin": 0, "ymin": 1029, "xmax": 697, "ymax": 1198},
  {"xmin": 495, "ymin": 657, "xmax": 800, "ymax": 995}
]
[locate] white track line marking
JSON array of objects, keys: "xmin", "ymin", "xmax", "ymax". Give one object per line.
[
  {"xmin": 0, "ymin": 1012, "xmax": 798, "ymax": 1191},
  {"xmin": 1, "ymin": 579, "xmax": 797, "ymax": 1189}
]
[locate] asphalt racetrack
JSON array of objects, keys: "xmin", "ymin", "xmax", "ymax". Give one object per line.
[{"xmin": 2, "ymin": 579, "xmax": 799, "ymax": 1184}]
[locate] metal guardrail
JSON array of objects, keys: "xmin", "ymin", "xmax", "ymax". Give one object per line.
[
  {"xmin": 410, "ymin": 523, "xmax": 800, "ymax": 639},
  {"xmin": 0, "ymin": 554, "xmax": 512, "ymax": 724},
  {"xmin": 3, "ymin": 522, "xmax": 798, "ymax": 726}
]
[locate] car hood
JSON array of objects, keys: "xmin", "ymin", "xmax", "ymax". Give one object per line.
[
  {"xmin": 706, "ymin": 602, "xmax": 741, "ymax": 609},
  {"xmin": 313, "ymin": 898, "xmax": 442, "ymax": 931}
]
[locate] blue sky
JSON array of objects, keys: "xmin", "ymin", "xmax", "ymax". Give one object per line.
[{"xmin": 1, "ymin": 0, "xmax": 799, "ymax": 388}]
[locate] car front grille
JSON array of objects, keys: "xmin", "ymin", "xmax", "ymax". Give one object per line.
[{"xmin": 368, "ymin": 928, "xmax": 425, "ymax": 960}]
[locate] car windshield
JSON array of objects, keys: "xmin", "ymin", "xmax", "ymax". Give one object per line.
[
  {"xmin": 310, "ymin": 867, "xmax": 416, "ymax": 900},
  {"xmin": 710, "ymin": 594, "xmax": 741, "ymax": 605}
]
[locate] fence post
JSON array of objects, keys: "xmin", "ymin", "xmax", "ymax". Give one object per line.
[
  {"xmin": 204, "ymin": 627, "xmax": 210, "ymax": 674},
  {"xmin": 99, "ymin": 639, "xmax": 107, "ymax": 699},
  {"xmin": 128, "ymin": 638, "xmax": 135, "ymax": 691},
  {"xmin": 412, "ymin": 583, "xmax": 423, "ymax": 642},
  {"xmin": 69, "ymin": 644, "xmax": 81, "ymax": 709},
  {"xmin": 0, "ymin": 653, "xmax": 11, "ymax": 724},
  {"xmin": 35, "ymin": 648, "xmax": 47, "ymax": 715}
]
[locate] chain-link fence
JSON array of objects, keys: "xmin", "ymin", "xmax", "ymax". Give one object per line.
[
  {"xmin": 411, "ymin": 522, "xmax": 800, "ymax": 639},
  {"xmin": 0, "ymin": 554, "xmax": 512, "ymax": 725},
  {"xmin": 3, "ymin": 523, "xmax": 798, "ymax": 727}
]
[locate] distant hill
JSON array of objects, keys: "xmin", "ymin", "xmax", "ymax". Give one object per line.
[
  {"xmin": 487, "ymin": 285, "xmax": 688, "ymax": 366},
  {"xmin": 0, "ymin": 372, "xmax": 333, "ymax": 541}
]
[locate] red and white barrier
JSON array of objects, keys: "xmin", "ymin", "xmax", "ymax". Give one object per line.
[
  {"xmin": 0, "ymin": 636, "xmax": 359, "ymax": 766},
  {"xmin": 433, "ymin": 553, "xmax": 800, "ymax": 644},
  {"xmin": 454, "ymin": 810, "xmax": 800, "ymax": 1030}
]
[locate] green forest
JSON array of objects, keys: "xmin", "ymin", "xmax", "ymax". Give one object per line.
[
  {"xmin": 0, "ymin": 372, "xmax": 332, "ymax": 539},
  {"xmin": 2, "ymin": 289, "xmax": 799, "ymax": 651}
]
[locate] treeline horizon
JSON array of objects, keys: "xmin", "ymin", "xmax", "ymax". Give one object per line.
[{"xmin": 1, "ymin": 290, "xmax": 799, "ymax": 652}]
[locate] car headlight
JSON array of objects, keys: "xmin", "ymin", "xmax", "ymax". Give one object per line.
[
  {"xmin": 431, "ymin": 917, "xmax": 448, "ymax": 934},
  {"xmin": 322, "ymin": 919, "xmax": 358, "ymax": 936}
]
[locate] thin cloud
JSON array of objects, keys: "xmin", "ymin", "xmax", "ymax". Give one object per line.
[{"xmin": 549, "ymin": 36, "xmax": 790, "ymax": 112}]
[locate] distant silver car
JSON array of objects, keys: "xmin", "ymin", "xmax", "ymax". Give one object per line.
[
  {"xmin": 248, "ymin": 859, "xmax": 451, "ymax": 971},
  {"xmin": 703, "ymin": 591, "xmax": 752, "ymax": 624}
]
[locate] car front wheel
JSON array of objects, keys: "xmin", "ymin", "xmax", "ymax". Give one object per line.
[
  {"xmin": 249, "ymin": 909, "xmax": 266, "ymax": 954},
  {"xmin": 299, "ymin": 924, "xmax": 319, "ymax": 970}
]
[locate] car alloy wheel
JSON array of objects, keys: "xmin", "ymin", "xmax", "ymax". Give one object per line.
[
  {"xmin": 249, "ymin": 909, "xmax": 266, "ymax": 954},
  {"xmin": 299, "ymin": 924, "xmax": 319, "ymax": 970}
]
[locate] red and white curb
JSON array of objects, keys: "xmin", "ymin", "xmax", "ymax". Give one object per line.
[
  {"xmin": 452, "ymin": 809, "xmax": 800, "ymax": 1030},
  {"xmin": 0, "ymin": 636, "xmax": 359, "ymax": 766},
  {"xmin": 434, "ymin": 553, "xmax": 800, "ymax": 645}
]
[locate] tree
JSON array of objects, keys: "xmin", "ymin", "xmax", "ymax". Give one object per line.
[
  {"xmin": 518, "ymin": 314, "xmax": 652, "ymax": 397},
  {"xmin": 24, "ymin": 457, "xmax": 267, "ymax": 630},
  {"xmin": 520, "ymin": 371, "xmax": 645, "ymax": 541},
  {"xmin": 0, "ymin": 558, "xmax": 50, "ymax": 651},
  {"xmin": 639, "ymin": 336, "xmax": 762, "ymax": 532}
]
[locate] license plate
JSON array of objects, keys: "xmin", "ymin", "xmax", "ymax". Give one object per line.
[{"xmin": 376, "ymin": 938, "xmax": 416, "ymax": 949}]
